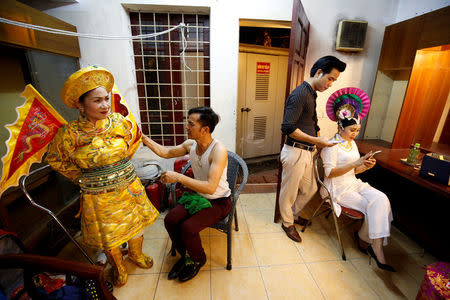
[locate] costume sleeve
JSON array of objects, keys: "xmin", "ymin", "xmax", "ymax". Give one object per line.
[
  {"xmin": 116, "ymin": 113, "xmax": 142, "ymax": 158},
  {"xmin": 281, "ymin": 91, "xmax": 304, "ymax": 135},
  {"xmin": 45, "ymin": 125, "xmax": 81, "ymax": 182},
  {"xmin": 320, "ymin": 146, "xmax": 338, "ymax": 178}
]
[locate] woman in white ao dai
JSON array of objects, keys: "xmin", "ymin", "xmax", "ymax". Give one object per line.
[{"xmin": 321, "ymin": 124, "xmax": 394, "ymax": 272}]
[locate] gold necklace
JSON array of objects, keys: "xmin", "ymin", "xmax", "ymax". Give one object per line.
[
  {"xmin": 336, "ymin": 134, "xmax": 353, "ymax": 152},
  {"xmin": 338, "ymin": 140, "xmax": 353, "ymax": 152},
  {"xmin": 196, "ymin": 139, "xmax": 213, "ymax": 168},
  {"xmin": 197, "ymin": 153, "xmax": 203, "ymax": 168}
]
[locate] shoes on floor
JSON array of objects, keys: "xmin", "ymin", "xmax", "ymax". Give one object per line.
[
  {"xmin": 178, "ymin": 258, "xmax": 206, "ymax": 282},
  {"xmin": 353, "ymin": 231, "xmax": 368, "ymax": 254},
  {"xmin": 282, "ymin": 224, "xmax": 302, "ymax": 242},
  {"xmin": 168, "ymin": 257, "xmax": 186, "ymax": 280},
  {"xmin": 294, "ymin": 216, "xmax": 312, "ymax": 227},
  {"xmin": 367, "ymin": 245, "xmax": 396, "ymax": 272}
]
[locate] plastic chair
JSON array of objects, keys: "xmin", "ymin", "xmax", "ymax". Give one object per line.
[
  {"xmin": 301, "ymin": 151, "xmax": 364, "ymax": 260},
  {"xmin": 170, "ymin": 151, "xmax": 248, "ymax": 270}
]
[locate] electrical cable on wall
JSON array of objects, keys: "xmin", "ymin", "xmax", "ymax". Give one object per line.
[
  {"xmin": 180, "ymin": 24, "xmax": 193, "ymax": 72},
  {"xmin": 0, "ymin": 17, "xmax": 192, "ymax": 71}
]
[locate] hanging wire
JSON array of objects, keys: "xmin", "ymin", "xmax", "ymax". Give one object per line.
[
  {"xmin": 0, "ymin": 17, "xmax": 192, "ymax": 70},
  {"xmin": 180, "ymin": 24, "xmax": 193, "ymax": 72},
  {"xmin": 0, "ymin": 17, "xmax": 185, "ymax": 40}
]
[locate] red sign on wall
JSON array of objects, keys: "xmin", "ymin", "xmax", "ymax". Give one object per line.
[{"xmin": 256, "ymin": 62, "xmax": 270, "ymax": 74}]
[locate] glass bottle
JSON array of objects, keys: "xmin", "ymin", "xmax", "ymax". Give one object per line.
[{"xmin": 406, "ymin": 143, "xmax": 420, "ymax": 165}]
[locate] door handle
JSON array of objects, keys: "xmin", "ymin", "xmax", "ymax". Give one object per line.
[{"xmin": 241, "ymin": 107, "xmax": 251, "ymax": 112}]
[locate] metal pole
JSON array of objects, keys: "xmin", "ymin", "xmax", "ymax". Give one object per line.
[{"xmin": 20, "ymin": 165, "xmax": 95, "ymax": 265}]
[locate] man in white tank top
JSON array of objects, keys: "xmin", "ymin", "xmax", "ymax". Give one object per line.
[{"xmin": 143, "ymin": 107, "xmax": 231, "ymax": 282}]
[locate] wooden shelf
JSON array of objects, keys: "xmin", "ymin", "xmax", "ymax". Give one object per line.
[{"xmin": 2, "ymin": 170, "xmax": 81, "ymax": 255}]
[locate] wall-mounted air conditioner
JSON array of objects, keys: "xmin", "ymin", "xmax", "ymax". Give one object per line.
[{"xmin": 336, "ymin": 20, "xmax": 368, "ymax": 52}]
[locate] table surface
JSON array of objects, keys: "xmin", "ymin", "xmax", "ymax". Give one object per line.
[{"xmin": 356, "ymin": 140, "xmax": 450, "ymax": 197}]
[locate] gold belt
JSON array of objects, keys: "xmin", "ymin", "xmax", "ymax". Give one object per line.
[{"xmin": 79, "ymin": 158, "xmax": 137, "ymax": 194}]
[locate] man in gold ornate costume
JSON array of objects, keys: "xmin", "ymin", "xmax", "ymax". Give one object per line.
[{"xmin": 45, "ymin": 66, "xmax": 159, "ymax": 286}]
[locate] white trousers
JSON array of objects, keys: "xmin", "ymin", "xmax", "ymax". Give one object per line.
[
  {"xmin": 339, "ymin": 185, "xmax": 393, "ymax": 245},
  {"xmin": 279, "ymin": 145, "xmax": 317, "ymax": 227}
]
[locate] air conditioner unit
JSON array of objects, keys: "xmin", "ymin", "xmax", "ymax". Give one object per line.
[{"xmin": 336, "ymin": 20, "xmax": 368, "ymax": 52}]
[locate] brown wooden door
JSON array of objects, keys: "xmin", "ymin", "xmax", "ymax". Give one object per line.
[{"xmin": 274, "ymin": 0, "xmax": 310, "ymax": 222}]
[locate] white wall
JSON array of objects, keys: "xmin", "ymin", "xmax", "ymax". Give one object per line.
[
  {"xmin": 44, "ymin": 0, "xmax": 140, "ymax": 132},
  {"xmin": 45, "ymin": 0, "xmax": 294, "ymax": 152},
  {"xmin": 364, "ymin": 71, "xmax": 393, "ymax": 140},
  {"xmin": 380, "ymin": 80, "xmax": 408, "ymax": 142},
  {"xmin": 45, "ymin": 0, "xmax": 438, "ymax": 152},
  {"xmin": 395, "ymin": 0, "xmax": 449, "ymax": 22},
  {"xmin": 301, "ymin": 0, "xmax": 400, "ymax": 139}
]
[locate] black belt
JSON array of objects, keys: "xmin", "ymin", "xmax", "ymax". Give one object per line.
[{"xmin": 285, "ymin": 140, "xmax": 316, "ymax": 151}]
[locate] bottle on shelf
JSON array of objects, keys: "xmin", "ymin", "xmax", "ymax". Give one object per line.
[{"xmin": 406, "ymin": 143, "xmax": 421, "ymax": 165}]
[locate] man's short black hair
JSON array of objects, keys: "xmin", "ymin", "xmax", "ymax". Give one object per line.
[
  {"xmin": 188, "ymin": 106, "xmax": 220, "ymax": 133},
  {"xmin": 310, "ymin": 56, "xmax": 346, "ymax": 77}
]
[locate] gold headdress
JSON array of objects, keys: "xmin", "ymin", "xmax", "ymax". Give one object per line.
[{"xmin": 61, "ymin": 66, "xmax": 114, "ymax": 108}]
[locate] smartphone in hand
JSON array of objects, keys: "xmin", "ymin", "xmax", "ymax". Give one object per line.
[
  {"xmin": 369, "ymin": 150, "xmax": 382, "ymax": 158},
  {"xmin": 328, "ymin": 140, "xmax": 345, "ymax": 144}
]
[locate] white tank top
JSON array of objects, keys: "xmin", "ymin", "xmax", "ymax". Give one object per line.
[{"xmin": 189, "ymin": 139, "xmax": 231, "ymax": 199}]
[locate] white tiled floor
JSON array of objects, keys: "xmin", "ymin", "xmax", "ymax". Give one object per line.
[{"xmin": 61, "ymin": 192, "xmax": 434, "ymax": 299}]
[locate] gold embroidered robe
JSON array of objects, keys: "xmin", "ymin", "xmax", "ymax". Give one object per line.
[{"xmin": 46, "ymin": 112, "xmax": 159, "ymax": 250}]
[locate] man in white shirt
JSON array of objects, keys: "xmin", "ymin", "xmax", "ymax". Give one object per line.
[{"xmin": 143, "ymin": 107, "xmax": 231, "ymax": 282}]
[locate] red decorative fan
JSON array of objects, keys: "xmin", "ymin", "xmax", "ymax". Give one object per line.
[{"xmin": 326, "ymin": 87, "xmax": 370, "ymax": 121}]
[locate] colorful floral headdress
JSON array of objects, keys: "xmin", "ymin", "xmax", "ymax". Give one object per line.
[
  {"xmin": 326, "ymin": 87, "xmax": 370, "ymax": 128},
  {"xmin": 61, "ymin": 66, "xmax": 114, "ymax": 108}
]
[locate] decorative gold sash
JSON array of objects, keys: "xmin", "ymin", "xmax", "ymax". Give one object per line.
[{"xmin": 79, "ymin": 158, "xmax": 136, "ymax": 194}]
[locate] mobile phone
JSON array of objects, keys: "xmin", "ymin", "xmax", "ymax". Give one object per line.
[
  {"xmin": 369, "ymin": 150, "xmax": 382, "ymax": 158},
  {"xmin": 329, "ymin": 140, "xmax": 345, "ymax": 144}
]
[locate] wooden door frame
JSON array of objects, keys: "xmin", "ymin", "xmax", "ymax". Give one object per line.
[
  {"xmin": 274, "ymin": 0, "xmax": 310, "ymax": 223},
  {"xmin": 236, "ymin": 20, "xmax": 291, "ymax": 158}
]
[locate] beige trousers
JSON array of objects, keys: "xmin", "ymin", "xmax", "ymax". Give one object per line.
[{"xmin": 279, "ymin": 145, "xmax": 317, "ymax": 227}]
